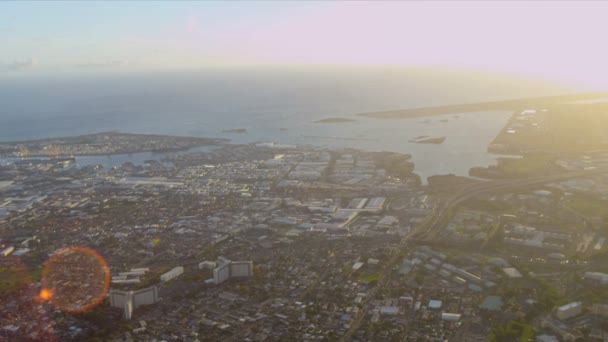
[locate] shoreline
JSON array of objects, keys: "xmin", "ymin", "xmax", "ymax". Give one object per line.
[
  {"xmin": 0, "ymin": 131, "xmax": 227, "ymax": 158},
  {"xmin": 358, "ymin": 92, "xmax": 608, "ymax": 119},
  {"xmin": 0, "ymin": 131, "xmax": 227, "ymax": 145},
  {"xmin": 0, "ymin": 147, "xmax": 207, "ymax": 159}
]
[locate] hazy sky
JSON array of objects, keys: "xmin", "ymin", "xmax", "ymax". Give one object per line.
[{"xmin": 2, "ymin": 1, "xmax": 607, "ymax": 87}]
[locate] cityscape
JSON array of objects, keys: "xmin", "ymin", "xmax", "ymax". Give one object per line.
[
  {"xmin": 2, "ymin": 100, "xmax": 608, "ymax": 341},
  {"xmin": 3, "ymin": 1, "xmax": 608, "ymax": 341}
]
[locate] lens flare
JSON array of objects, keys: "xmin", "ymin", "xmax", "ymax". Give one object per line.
[
  {"xmin": 41, "ymin": 246, "xmax": 110, "ymax": 313},
  {"xmin": 39, "ymin": 288, "xmax": 53, "ymax": 301}
]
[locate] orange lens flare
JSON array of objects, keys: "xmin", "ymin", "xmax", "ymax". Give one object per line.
[
  {"xmin": 39, "ymin": 288, "xmax": 53, "ymax": 301},
  {"xmin": 41, "ymin": 246, "xmax": 110, "ymax": 313}
]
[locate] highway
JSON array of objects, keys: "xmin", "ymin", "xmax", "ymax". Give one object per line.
[
  {"xmin": 412, "ymin": 168, "xmax": 608, "ymax": 241},
  {"xmin": 340, "ymin": 167, "xmax": 608, "ymax": 341}
]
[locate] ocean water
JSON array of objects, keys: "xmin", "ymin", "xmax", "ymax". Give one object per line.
[{"xmin": 0, "ymin": 68, "xmax": 576, "ymax": 181}]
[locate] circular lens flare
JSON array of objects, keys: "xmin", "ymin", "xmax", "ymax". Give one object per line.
[{"xmin": 41, "ymin": 246, "xmax": 110, "ymax": 313}]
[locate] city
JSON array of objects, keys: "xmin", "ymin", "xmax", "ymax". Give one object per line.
[
  {"xmin": 2, "ymin": 103, "xmax": 608, "ymax": 341},
  {"xmin": 3, "ymin": 1, "xmax": 608, "ymax": 341}
]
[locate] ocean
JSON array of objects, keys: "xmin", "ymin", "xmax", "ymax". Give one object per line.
[{"xmin": 0, "ymin": 67, "xmax": 577, "ymax": 182}]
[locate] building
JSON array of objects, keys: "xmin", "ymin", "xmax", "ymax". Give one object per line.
[
  {"xmin": 441, "ymin": 313, "xmax": 462, "ymax": 322},
  {"xmin": 503, "ymin": 267, "xmax": 523, "ymax": 278},
  {"xmin": 591, "ymin": 303, "xmax": 608, "ymax": 317},
  {"xmin": 132, "ymin": 286, "xmax": 159, "ymax": 307},
  {"xmin": 352, "ymin": 262, "xmax": 364, "ymax": 271},
  {"xmin": 111, "ymin": 279, "xmax": 140, "ymax": 284},
  {"xmin": 213, "ymin": 262, "xmax": 231, "ymax": 284},
  {"xmin": 109, "ymin": 290, "xmax": 130, "ymax": 312},
  {"xmin": 1, "ymin": 246, "xmax": 14, "ymax": 257},
  {"xmin": 198, "ymin": 261, "xmax": 217, "ymax": 270},
  {"xmin": 347, "ymin": 198, "xmax": 368, "ymax": 209},
  {"xmin": 367, "ymin": 258, "xmax": 380, "ymax": 266},
  {"xmin": 380, "ymin": 306, "xmax": 399, "ymax": 315},
  {"xmin": 428, "ymin": 300, "xmax": 442, "ymax": 310},
  {"xmin": 536, "ymin": 335, "xmax": 558, "ymax": 342},
  {"xmin": 112, "ymin": 268, "xmax": 149, "ymax": 285},
  {"xmin": 556, "ymin": 302, "xmax": 582, "ymax": 321},
  {"xmin": 210, "ymin": 257, "xmax": 254, "ymax": 284},
  {"xmin": 480, "ymin": 296, "xmax": 504, "ymax": 312},
  {"xmin": 160, "ymin": 266, "xmax": 184, "ymax": 282},
  {"xmin": 584, "ymin": 272, "xmax": 608, "ymax": 285},
  {"xmin": 541, "ymin": 318, "xmax": 582, "ymax": 341},
  {"xmin": 12, "ymin": 248, "xmax": 29, "ymax": 256},
  {"xmin": 364, "ymin": 197, "xmax": 386, "ymax": 212},
  {"xmin": 109, "ymin": 286, "xmax": 160, "ymax": 320},
  {"xmin": 118, "ymin": 271, "xmax": 147, "ymax": 277},
  {"xmin": 331, "ymin": 210, "xmax": 359, "ymax": 227},
  {"xmin": 230, "ymin": 261, "xmax": 254, "ymax": 278},
  {"xmin": 454, "ymin": 268, "xmax": 483, "ymax": 284}
]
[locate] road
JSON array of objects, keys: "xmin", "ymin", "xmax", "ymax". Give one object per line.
[
  {"xmin": 340, "ymin": 168, "xmax": 608, "ymax": 341},
  {"xmin": 413, "ymin": 168, "xmax": 608, "ymax": 241}
]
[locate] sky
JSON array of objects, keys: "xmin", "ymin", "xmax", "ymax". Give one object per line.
[{"xmin": 1, "ymin": 1, "xmax": 608, "ymax": 88}]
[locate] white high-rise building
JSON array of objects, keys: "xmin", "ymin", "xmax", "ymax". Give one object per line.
[
  {"xmin": 230, "ymin": 261, "xmax": 254, "ymax": 278},
  {"xmin": 109, "ymin": 286, "xmax": 159, "ymax": 320},
  {"xmin": 213, "ymin": 262, "xmax": 231, "ymax": 284},
  {"xmin": 210, "ymin": 257, "xmax": 254, "ymax": 284}
]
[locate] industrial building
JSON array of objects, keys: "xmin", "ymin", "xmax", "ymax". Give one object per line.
[
  {"xmin": 347, "ymin": 198, "xmax": 368, "ymax": 209},
  {"xmin": 364, "ymin": 197, "xmax": 386, "ymax": 212}
]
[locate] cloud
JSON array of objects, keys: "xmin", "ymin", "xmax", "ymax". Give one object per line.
[
  {"xmin": 78, "ymin": 59, "xmax": 130, "ymax": 68},
  {"xmin": 2, "ymin": 58, "xmax": 37, "ymax": 71}
]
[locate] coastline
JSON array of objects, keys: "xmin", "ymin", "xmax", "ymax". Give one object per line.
[
  {"xmin": 358, "ymin": 92, "xmax": 608, "ymax": 119},
  {"xmin": 0, "ymin": 132, "xmax": 227, "ymax": 158}
]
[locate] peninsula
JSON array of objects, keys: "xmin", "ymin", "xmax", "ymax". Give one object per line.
[
  {"xmin": 359, "ymin": 92, "xmax": 608, "ymax": 119},
  {"xmin": 0, "ymin": 132, "xmax": 226, "ymax": 157}
]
